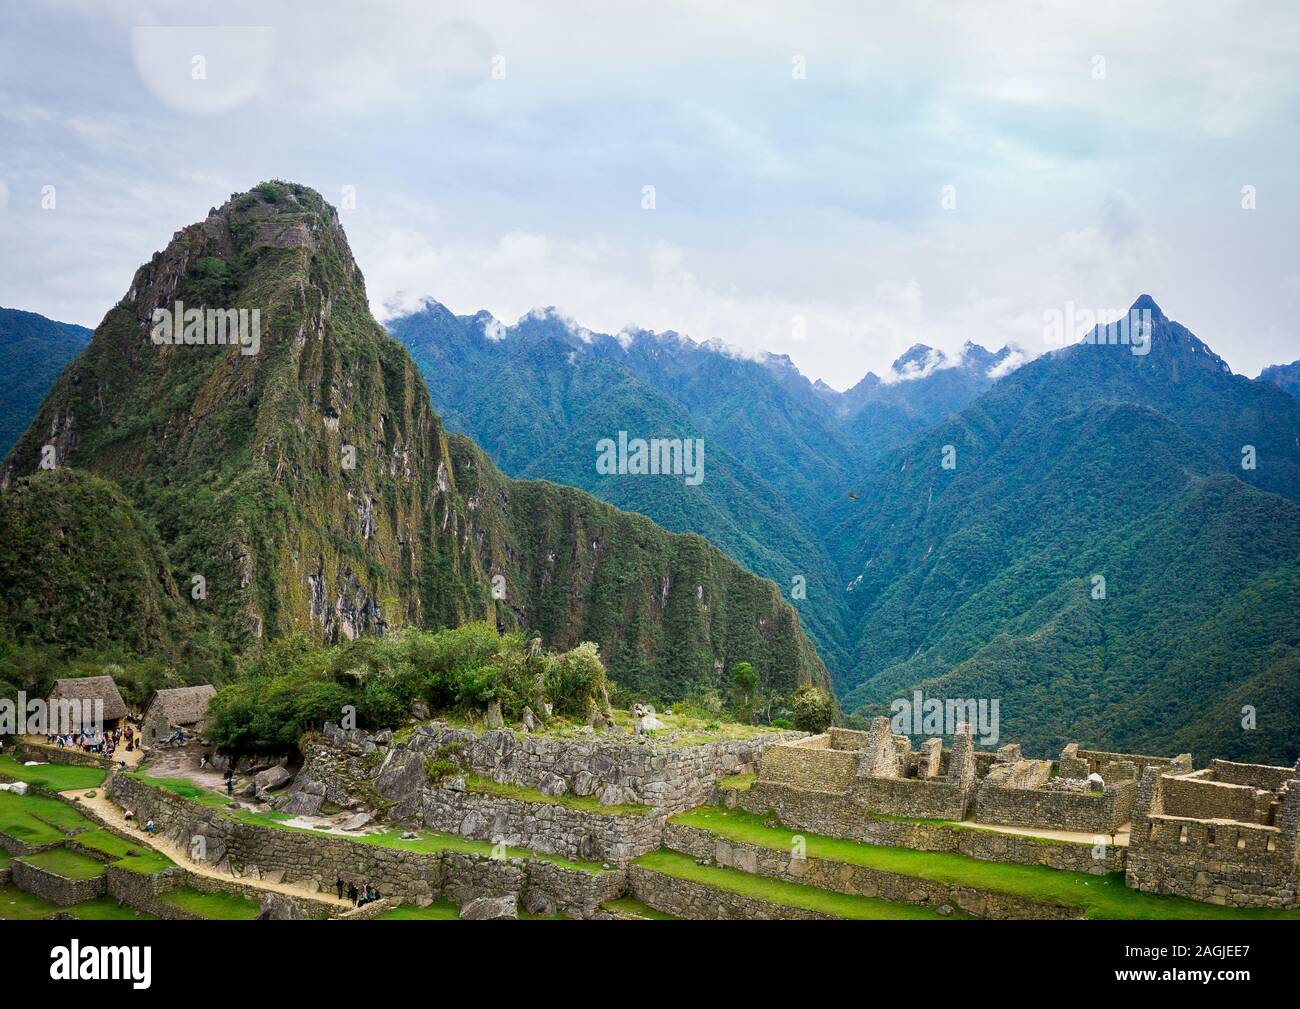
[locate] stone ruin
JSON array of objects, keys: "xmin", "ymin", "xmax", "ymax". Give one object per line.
[
  {"xmin": 1127, "ymin": 757, "xmax": 1300, "ymax": 908},
  {"xmin": 757, "ymin": 717, "xmax": 982, "ymax": 820},
  {"xmin": 746, "ymin": 726, "xmax": 1300, "ymax": 908}
]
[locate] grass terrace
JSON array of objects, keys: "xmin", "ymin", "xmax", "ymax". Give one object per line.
[
  {"xmin": 671, "ymin": 807, "xmax": 1300, "ymax": 921},
  {"xmin": 354, "ymin": 829, "xmax": 609, "ymax": 874},
  {"xmin": 74, "ymin": 828, "xmax": 174, "ymax": 875},
  {"xmin": 0, "ymin": 789, "xmax": 93, "ymax": 845},
  {"xmin": 19, "ymin": 846, "xmax": 107, "ymax": 880},
  {"xmin": 375, "ymin": 899, "xmax": 568, "ymax": 920},
  {"xmin": 603, "ymin": 896, "xmax": 678, "ymax": 920},
  {"xmin": 634, "ymin": 849, "xmax": 967, "ymax": 920},
  {"xmin": 0, "ymin": 884, "xmax": 156, "ymax": 921},
  {"xmin": 716, "ymin": 772, "xmax": 755, "ymax": 791},
  {"xmin": 130, "ymin": 773, "xmax": 293, "ymax": 827},
  {"xmin": 0, "ymin": 755, "xmax": 106, "ymax": 791},
  {"xmin": 156, "ymin": 886, "xmax": 262, "ymax": 920},
  {"xmin": 463, "ymin": 773, "xmax": 653, "ymax": 817},
  {"xmin": 422, "ymin": 707, "xmax": 788, "ymax": 747}
]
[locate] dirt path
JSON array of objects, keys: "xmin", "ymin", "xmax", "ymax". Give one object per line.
[
  {"xmin": 65, "ymin": 784, "xmax": 352, "ymax": 910},
  {"xmin": 967, "ymin": 820, "xmax": 1131, "ymax": 846}
]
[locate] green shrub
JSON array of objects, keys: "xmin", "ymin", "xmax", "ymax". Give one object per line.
[{"xmin": 792, "ymin": 684, "xmax": 835, "ymax": 734}]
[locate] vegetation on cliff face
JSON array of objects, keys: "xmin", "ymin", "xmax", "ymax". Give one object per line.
[{"xmin": 0, "ymin": 182, "xmax": 828, "ymax": 707}]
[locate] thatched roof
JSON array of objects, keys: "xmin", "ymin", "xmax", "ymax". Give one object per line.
[
  {"xmin": 147, "ymin": 685, "xmax": 216, "ymax": 728},
  {"xmin": 48, "ymin": 676, "xmax": 128, "ymax": 722}
]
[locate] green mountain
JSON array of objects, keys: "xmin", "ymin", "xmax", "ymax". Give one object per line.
[
  {"xmin": 1260, "ymin": 358, "xmax": 1300, "ymax": 401},
  {"xmin": 389, "ymin": 304, "xmax": 1018, "ymax": 675},
  {"xmin": 830, "ymin": 298, "xmax": 1300, "ymax": 761},
  {"xmin": 0, "ymin": 182, "xmax": 828, "ymax": 705},
  {"xmin": 0, "ymin": 306, "xmax": 91, "ymax": 457}
]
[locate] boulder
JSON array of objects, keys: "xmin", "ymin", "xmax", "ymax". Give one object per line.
[
  {"xmin": 572, "ymin": 771, "xmax": 597, "ymax": 797},
  {"xmin": 522, "ymin": 890, "xmax": 557, "ymax": 918},
  {"xmin": 340, "ymin": 812, "xmax": 372, "ymax": 832},
  {"xmin": 255, "ymin": 765, "xmax": 293, "ymax": 793},
  {"xmin": 7, "ymin": 781, "xmax": 28, "ymax": 796},
  {"xmin": 373, "ymin": 751, "xmax": 424, "ymax": 800},
  {"xmin": 274, "ymin": 791, "xmax": 323, "ymax": 816},
  {"xmin": 258, "ymin": 894, "xmax": 307, "ymax": 920},
  {"xmin": 521, "ymin": 707, "xmax": 541, "ymax": 732},
  {"xmin": 537, "ymin": 772, "xmax": 567, "ymax": 797},
  {"xmin": 459, "ymin": 895, "xmax": 518, "ymax": 920},
  {"xmin": 485, "ymin": 700, "xmax": 503, "ymax": 729}
]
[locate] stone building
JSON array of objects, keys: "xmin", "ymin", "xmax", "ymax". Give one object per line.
[
  {"xmin": 46, "ymin": 675, "xmax": 127, "ymax": 733},
  {"xmin": 1126, "ymin": 758, "xmax": 1300, "ymax": 908},
  {"xmin": 142, "ymin": 685, "xmax": 217, "ymax": 746},
  {"xmin": 755, "ymin": 718, "xmax": 985, "ymax": 820}
]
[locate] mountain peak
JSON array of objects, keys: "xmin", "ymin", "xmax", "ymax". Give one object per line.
[{"xmin": 1130, "ymin": 294, "xmax": 1168, "ymax": 324}]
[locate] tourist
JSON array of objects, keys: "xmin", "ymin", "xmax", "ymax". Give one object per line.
[
  {"xmin": 144, "ymin": 819, "xmax": 157, "ymax": 833},
  {"xmin": 336, "ymin": 876, "xmax": 344, "ymax": 899},
  {"xmin": 200, "ymin": 753, "xmax": 210, "ymax": 769},
  {"xmin": 226, "ymin": 776, "xmax": 234, "ymax": 796},
  {"xmin": 347, "ymin": 882, "xmax": 358, "ymax": 905},
  {"xmin": 124, "ymin": 810, "xmax": 134, "ymax": 825}
]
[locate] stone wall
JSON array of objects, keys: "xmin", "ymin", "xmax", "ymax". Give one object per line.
[
  {"xmin": 732, "ymin": 781, "xmax": 1124, "ymax": 874},
  {"xmin": 628, "ymin": 864, "xmax": 833, "ymax": 920},
  {"xmin": 757, "ymin": 735, "xmax": 857, "ymax": 793},
  {"xmin": 850, "ymin": 776, "xmax": 969, "ymax": 820},
  {"xmin": 12, "ymin": 741, "xmax": 112, "ymax": 769},
  {"xmin": 350, "ymin": 722, "xmax": 801, "ymax": 814},
  {"xmin": 664, "ymin": 824, "xmax": 1083, "ymax": 919},
  {"xmin": 1161, "ymin": 772, "xmax": 1274, "ymax": 823},
  {"xmin": 1126, "ymin": 767, "xmax": 1300, "ymax": 908},
  {"xmin": 1210, "ymin": 759, "xmax": 1299, "ymax": 791},
  {"xmin": 417, "ymin": 785, "xmax": 663, "ymax": 863},
  {"xmin": 1058, "ymin": 744, "xmax": 1189, "ymax": 781},
  {"xmin": 11, "ymin": 856, "xmax": 106, "ymax": 906},
  {"xmin": 975, "ymin": 779, "xmax": 1136, "ymax": 834},
  {"xmin": 108, "ymin": 772, "xmax": 626, "ymax": 916}
]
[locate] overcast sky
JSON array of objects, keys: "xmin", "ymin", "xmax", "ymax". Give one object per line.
[{"xmin": 1, "ymin": 0, "xmax": 1297, "ymax": 387}]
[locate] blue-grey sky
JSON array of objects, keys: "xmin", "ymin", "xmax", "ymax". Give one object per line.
[{"xmin": 1, "ymin": 0, "xmax": 1297, "ymax": 386}]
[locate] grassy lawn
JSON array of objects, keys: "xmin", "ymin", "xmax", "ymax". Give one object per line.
[
  {"xmin": 130, "ymin": 774, "xmax": 292, "ymax": 827},
  {"xmin": 64, "ymin": 897, "xmax": 158, "ymax": 921},
  {"xmin": 635, "ymin": 849, "xmax": 964, "ymax": 919},
  {"xmin": 0, "ymin": 790, "xmax": 93, "ymax": 845},
  {"xmin": 603, "ymin": 896, "xmax": 678, "ymax": 920},
  {"xmin": 0, "ymin": 884, "xmax": 68, "ymax": 919},
  {"xmin": 20, "ymin": 847, "xmax": 107, "ymax": 880},
  {"xmin": 0, "ymin": 849, "xmax": 10, "ymax": 869},
  {"xmin": 0, "ymin": 755, "xmax": 105, "ymax": 791},
  {"xmin": 355, "ymin": 829, "xmax": 607, "ymax": 874},
  {"xmin": 74, "ymin": 828, "xmax": 174, "ymax": 875},
  {"xmin": 375, "ymin": 899, "xmax": 566, "ymax": 920},
  {"xmin": 717, "ymin": 773, "xmax": 755, "ymax": 792},
  {"xmin": 463, "ymin": 773, "xmax": 652, "ymax": 817},
  {"xmin": 671, "ymin": 807, "xmax": 1300, "ymax": 921},
  {"xmin": 157, "ymin": 886, "xmax": 262, "ymax": 920},
  {"xmin": 426, "ymin": 708, "xmax": 786, "ymax": 747},
  {"xmin": 375, "ymin": 900, "xmax": 461, "ymax": 920}
]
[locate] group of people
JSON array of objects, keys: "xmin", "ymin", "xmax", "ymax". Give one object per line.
[
  {"xmin": 337, "ymin": 877, "xmax": 382, "ymax": 907},
  {"xmin": 46, "ymin": 724, "xmax": 135, "ymax": 758}
]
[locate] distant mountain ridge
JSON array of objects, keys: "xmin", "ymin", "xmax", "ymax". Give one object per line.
[
  {"xmin": 390, "ymin": 300, "xmax": 1021, "ymax": 673},
  {"xmin": 0, "ymin": 306, "xmax": 91, "ymax": 457},
  {"xmin": 391, "ymin": 292, "xmax": 1300, "ymax": 761}
]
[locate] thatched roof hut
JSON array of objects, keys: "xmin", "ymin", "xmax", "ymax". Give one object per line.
[
  {"xmin": 47, "ymin": 675, "xmax": 128, "ymax": 728},
  {"xmin": 142, "ymin": 685, "xmax": 217, "ymax": 745}
]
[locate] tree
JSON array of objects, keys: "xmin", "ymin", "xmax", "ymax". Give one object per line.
[
  {"xmin": 792, "ymin": 683, "xmax": 834, "ymax": 734},
  {"xmin": 731, "ymin": 662, "xmax": 758, "ymax": 723}
]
